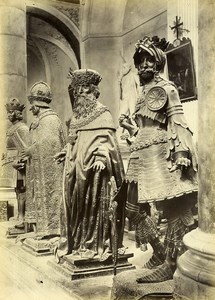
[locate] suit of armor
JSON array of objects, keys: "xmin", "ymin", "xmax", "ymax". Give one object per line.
[
  {"xmin": 120, "ymin": 36, "xmax": 198, "ymax": 282},
  {"xmin": 3, "ymin": 98, "xmax": 30, "ymax": 228}
]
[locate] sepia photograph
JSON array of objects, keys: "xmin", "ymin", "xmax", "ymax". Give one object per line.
[{"xmin": 0, "ymin": 0, "xmax": 214, "ymax": 299}]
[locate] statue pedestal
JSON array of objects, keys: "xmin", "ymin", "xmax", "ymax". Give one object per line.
[
  {"xmin": 0, "ymin": 187, "xmax": 17, "ymax": 219},
  {"xmin": 6, "ymin": 225, "xmax": 25, "ymax": 238},
  {"xmin": 49, "ymin": 253, "xmax": 135, "ymax": 280},
  {"xmin": 0, "ymin": 200, "xmax": 8, "ymax": 221},
  {"xmin": 22, "ymin": 236, "xmax": 60, "ymax": 256},
  {"xmin": 111, "ymin": 269, "xmax": 173, "ymax": 299}
]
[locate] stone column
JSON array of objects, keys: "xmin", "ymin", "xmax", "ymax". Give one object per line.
[
  {"xmin": 173, "ymin": 1, "xmax": 215, "ymax": 299},
  {"xmin": 0, "ymin": 0, "xmax": 27, "ymax": 219}
]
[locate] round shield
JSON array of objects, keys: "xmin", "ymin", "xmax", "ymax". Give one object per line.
[{"xmin": 146, "ymin": 86, "xmax": 167, "ymax": 111}]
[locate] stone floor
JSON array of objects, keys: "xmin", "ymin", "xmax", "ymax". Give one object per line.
[{"xmin": 0, "ymin": 221, "xmax": 152, "ymax": 300}]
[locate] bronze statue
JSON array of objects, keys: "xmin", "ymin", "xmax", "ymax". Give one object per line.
[
  {"xmin": 118, "ymin": 60, "xmax": 140, "ymax": 118},
  {"xmin": 3, "ymin": 98, "xmax": 29, "ymax": 229},
  {"xmin": 117, "ymin": 59, "xmax": 140, "ymax": 144},
  {"xmin": 119, "ymin": 36, "xmax": 198, "ymax": 282},
  {"xmin": 54, "ymin": 69, "xmax": 126, "ymax": 262},
  {"xmin": 21, "ymin": 81, "xmax": 65, "ymax": 238}
]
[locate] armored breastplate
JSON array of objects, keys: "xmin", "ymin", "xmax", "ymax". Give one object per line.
[
  {"xmin": 134, "ymin": 88, "xmax": 167, "ymax": 125},
  {"xmin": 134, "ymin": 78, "xmax": 177, "ymax": 125}
]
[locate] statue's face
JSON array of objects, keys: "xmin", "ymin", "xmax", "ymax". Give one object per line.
[
  {"xmin": 72, "ymin": 84, "xmax": 97, "ymax": 118},
  {"xmin": 137, "ymin": 53, "xmax": 156, "ymax": 84},
  {"xmin": 73, "ymin": 84, "xmax": 92, "ymax": 105},
  {"xmin": 29, "ymin": 104, "xmax": 40, "ymax": 116},
  {"xmin": 7, "ymin": 110, "xmax": 16, "ymax": 123},
  {"xmin": 76, "ymin": 85, "xmax": 91, "ymax": 96}
]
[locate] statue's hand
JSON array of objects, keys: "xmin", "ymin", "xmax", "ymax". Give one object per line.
[
  {"xmin": 13, "ymin": 161, "xmax": 25, "ymax": 170},
  {"xmin": 54, "ymin": 151, "xmax": 66, "ymax": 164},
  {"xmin": 91, "ymin": 161, "xmax": 106, "ymax": 172},
  {"xmin": 119, "ymin": 114, "xmax": 130, "ymax": 128},
  {"xmin": 175, "ymin": 157, "xmax": 191, "ymax": 170}
]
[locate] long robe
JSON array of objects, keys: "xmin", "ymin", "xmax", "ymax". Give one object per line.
[
  {"xmin": 57, "ymin": 103, "xmax": 125, "ymax": 259},
  {"xmin": 25, "ymin": 109, "xmax": 65, "ymax": 237}
]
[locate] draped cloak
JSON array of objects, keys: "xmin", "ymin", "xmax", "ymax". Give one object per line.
[
  {"xmin": 25, "ymin": 109, "xmax": 65, "ymax": 236},
  {"xmin": 56, "ymin": 103, "xmax": 126, "ymax": 258}
]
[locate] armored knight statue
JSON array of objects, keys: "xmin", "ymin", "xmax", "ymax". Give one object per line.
[
  {"xmin": 54, "ymin": 69, "xmax": 126, "ymax": 262},
  {"xmin": 2, "ymin": 98, "xmax": 29, "ymax": 231},
  {"xmin": 21, "ymin": 81, "xmax": 65, "ymax": 238},
  {"xmin": 119, "ymin": 36, "xmax": 198, "ymax": 282}
]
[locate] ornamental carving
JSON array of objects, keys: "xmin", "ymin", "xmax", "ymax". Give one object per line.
[{"xmin": 54, "ymin": 5, "xmax": 80, "ymax": 28}]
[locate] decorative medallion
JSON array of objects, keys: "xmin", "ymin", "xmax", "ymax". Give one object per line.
[{"xmin": 146, "ymin": 87, "xmax": 167, "ymax": 111}]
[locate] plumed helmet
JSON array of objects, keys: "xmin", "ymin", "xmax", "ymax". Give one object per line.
[
  {"xmin": 5, "ymin": 98, "xmax": 25, "ymax": 112},
  {"xmin": 28, "ymin": 81, "xmax": 52, "ymax": 108},
  {"xmin": 133, "ymin": 36, "xmax": 169, "ymax": 72},
  {"xmin": 67, "ymin": 68, "xmax": 102, "ymax": 90}
]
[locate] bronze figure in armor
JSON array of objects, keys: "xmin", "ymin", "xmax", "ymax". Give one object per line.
[
  {"xmin": 119, "ymin": 36, "xmax": 198, "ymax": 282},
  {"xmin": 3, "ymin": 98, "xmax": 30, "ymax": 229},
  {"xmin": 54, "ymin": 69, "xmax": 126, "ymax": 262}
]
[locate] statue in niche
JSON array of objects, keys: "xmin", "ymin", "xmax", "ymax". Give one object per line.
[
  {"xmin": 119, "ymin": 36, "xmax": 198, "ymax": 282},
  {"xmin": 54, "ymin": 69, "xmax": 126, "ymax": 262},
  {"xmin": 2, "ymin": 98, "xmax": 30, "ymax": 232},
  {"xmin": 117, "ymin": 55, "xmax": 140, "ymax": 143},
  {"xmin": 21, "ymin": 81, "xmax": 65, "ymax": 239}
]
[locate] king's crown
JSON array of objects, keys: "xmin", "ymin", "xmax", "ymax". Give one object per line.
[{"xmin": 68, "ymin": 68, "xmax": 102, "ymax": 88}]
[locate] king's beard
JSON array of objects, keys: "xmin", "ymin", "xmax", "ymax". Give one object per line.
[
  {"xmin": 72, "ymin": 93, "xmax": 97, "ymax": 119},
  {"xmin": 138, "ymin": 68, "xmax": 156, "ymax": 85}
]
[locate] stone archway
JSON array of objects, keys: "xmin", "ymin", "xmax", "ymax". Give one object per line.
[
  {"xmin": 26, "ymin": 1, "xmax": 81, "ymax": 130},
  {"xmin": 26, "ymin": 1, "xmax": 81, "ymax": 67}
]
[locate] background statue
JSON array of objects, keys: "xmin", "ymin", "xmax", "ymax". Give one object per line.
[
  {"xmin": 119, "ymin": 36, "xmax": 198, "ymax": 282},
  {"xmin": 117, "ymin": 56, "xmax": 140, "ymax": 144},
  {"xmin": 118, "ymin": 57, "xmax": 140, "ymax": 117},
  {"xmin": 54, "ymin": 69, "xmax": 126, "ymax": 262},
  {"xmin": 21, "ymin": 81, "xmax": 65, "ymax": 238},
  {"xmin": 2, "ymin": 98, "xmax": 29, "ymax": 230}
]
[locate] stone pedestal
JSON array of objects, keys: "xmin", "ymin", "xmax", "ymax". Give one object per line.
[
  {"xmin": 0, "ymin": 187, "xmax": 17, "ymax": 219},
  {"xmin": 0, "ymin": 200, "xmax": 8, "ymax": 221},
  {"xmin": 50, "ymin": 253, "xmax": 135, "ymax": 280},
  {"xmin": 22, "ymin": 236, "xmax": 60, "ymax": 256},
  {"xmin": 6, "ymin": 226, "xmax": 26, "ymax": 239}
]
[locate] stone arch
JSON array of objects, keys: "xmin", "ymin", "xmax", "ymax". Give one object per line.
[
  {"xmin": 26, "ymin": 1, "xmax": 81, "ymax": 67},
  {"xmin": 31, "ymin": 33, "xmax": 79, "ymax": 70}
]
